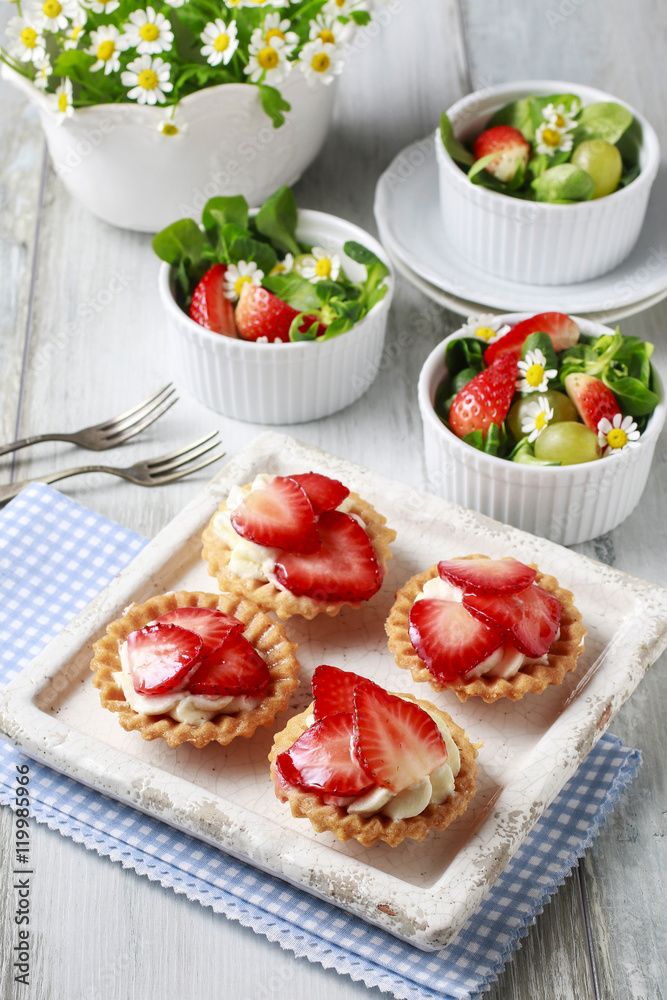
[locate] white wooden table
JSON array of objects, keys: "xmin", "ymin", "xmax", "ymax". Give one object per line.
[{"xmin": 1, "ymin": 1, "xmax": 666, "ymax": 997}]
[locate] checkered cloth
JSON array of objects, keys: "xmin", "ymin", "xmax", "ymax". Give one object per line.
[{"xmin": 0, "ymin": 484, "xmax": 640, "ymax": 1000}]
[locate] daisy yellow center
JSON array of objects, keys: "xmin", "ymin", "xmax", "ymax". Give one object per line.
[
  {"xmin": 335, "ymin": 0, "xmax": 345, "ymax": 6},
  {"xmin": 271, "ymin": 263, "xmax": 287, "ymax": 274},
  {"xmin": 214, "ymin": 32, "xmax": 230, "ymax": 51},
  {"xmin": 161, "ymin": 122, "xmax": 179, "ymax": 135},
  {"xmin": 20, "ymin": 27, "xmax": 38, "ymax": 48},
  {"xmin": 475, "ymin": 326, "xmax": 496, "ymax": 342},
  {"xmin": 57, "ymin": 91, "xmax": 68, "ymax": 112},
  {"xmin": 606, "ymin": 428, "xmax": 628, "ymax": 449},
  {"xmin": 525, "ymin": 363, "xmax": 545, "ymax": 387},
  {"xmin": 138, "ymin": 68, "xmax": 159, "ymax": 90},
  {"xmin": 265, "ymin": 28, "xmax": 285, "ymax": 43},
  {"xmin": 535, "ymin": 411, "xmax": 548, "ymax": 431},
  {"xmin": 315, "ymin": 257, "xmax": 332, "ymax": 278},
  {"xmin": 97, "ymin": 40, "xmax": 115, "ymax": 61},
  {"xmin": 71, "ymin": 25, "xmax": 82, "ymax": 39},
  {"xmin": 139, "ymin": 22, "xmax": 160, "ymax": 42},
  {"xmin": 542, "ymin": 127, "xmax": 562, "ymax": 147},
  {"xmin": 318, "ymin": 28, "xmax": 335, "ymax": 44},
  {"xmin": 234, "ymin": 275, "xmax": 252, "ymax": 296},
  {"xmin": 258, "ymin": 46, "xmax": 279, "ymax": 69},
  {"xmin": 553, "ymin": 113, "xmax": 566, "ymax": 128},
  {"xmin": 43, "ymin": 0, "xmax": 62, "ymax": 17},
  {"xmin": 311, "ymin": 52, "xmax": 330, "ymax": 73}
]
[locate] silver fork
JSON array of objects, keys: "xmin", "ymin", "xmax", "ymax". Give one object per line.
[
  {"xmin": 0, "ymin": 432, "xmax": 224, "ymax": 505},
  {"xmin": 0, "ymin": 384, "xmax": 178, "ymax": 458}
]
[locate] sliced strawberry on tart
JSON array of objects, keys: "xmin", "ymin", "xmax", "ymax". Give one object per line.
[
  {"xmin": 269, "ymin": 666, "xmax": 478, "ymax": 847},
  {"xmin": 202, "ymin": 471, "xmax": 396, "ymax": 620},
  {"xmin": 90, "ymin": 590, "xmax": 300, "ymax": 748},
  {"xmin": 386, "ymin": 555, "xmax": 586, "ymax": 702}
]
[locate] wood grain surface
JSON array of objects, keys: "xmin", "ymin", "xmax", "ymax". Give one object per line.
[{"xmin": 1, "ymin": 0, "xmax": 665, "ymax": 997}]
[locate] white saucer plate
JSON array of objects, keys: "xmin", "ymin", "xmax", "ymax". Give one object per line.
[{"xmin": 374, "ymin": 137, "xmax": 667, "ymax": 317}]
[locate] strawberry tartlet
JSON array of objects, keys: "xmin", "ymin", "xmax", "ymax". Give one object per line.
[
  {"xmin": 269, "ymin": 666, "xmax": 478, "ymax": 847},
  {"xmin": 90, "ymin": 590, "xmax": 300, "ymax": 748},
  {"xmin": 202, "ymin": 472, "xmax": 396, "ymax": 620},
  {"xmin": 386, "ymin": 555, "xmax": 586, "ymax": 702}
]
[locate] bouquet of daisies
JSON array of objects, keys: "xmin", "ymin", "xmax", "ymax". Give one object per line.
[{"xmin": 1, "ymin": 0, "xmax": 371, "ymax": 127}]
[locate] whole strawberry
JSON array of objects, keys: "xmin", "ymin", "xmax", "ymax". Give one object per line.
[
  {"xmin": 473, "ymin": 125, "xmax": 530, "ymax": 183},
  {"xmin": 449, "ymin": 354, "xmax": 518, "ymax": 440}
]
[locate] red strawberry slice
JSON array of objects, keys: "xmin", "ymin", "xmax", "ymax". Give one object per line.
[
  {"xmin": 484, "ymin": 313, "xmax": 580, "ymax": 366},
  {"xmin": 289, "ymin": 472, "xmax": 350, "ymax": 515},
  {"xmin": 187, "ymin": 630, "xmax": 270, "ymax": 698},
  {"xmin": 353, "ymin": 681, "xmax": 447, "ymax": 793},
  {"xmin": 473, "ymin": 125, "xmax": 530, "ymax": 183},
  {"xmin": 312, "ymin": 664, "xmax": 368, "ymax": 721},
  {"xmin": 275, "ymin": 712, "xmax": 373, "ymax": 796},
  {"xmin": 230, "ymin": 476, "xmax": 320, "ymax": 554},
  {"xmin": 408, "ymin": 598, "xmax": 504, "ymax": 681},
  {"xmin": 438, "ymin": 557, "xmax": 536, "ymax": 595},
  {"xmin": 274, "ymin": 510, "xmax": 383, "ymax": 603},
  {"xmin": 448, "ymin": 353, "xmax": 518, "ymax": 440},
  {"xmin": 189, "ymin": 264, "xmax": 238, "ymax": 338},
  {"xmin": 154, "ymin": 607, "xmax": 244, "ymax": 657},
  {"xmin": 564, "ymin": 373, "xmax": 622, "ymax": 432},
  {"xmin": 463, "ymin": 584, "xmax": 561, "ymax": 658},
  {"xmin": 235, "ymin": 283, "xmax": 322, "ymax": 343},
  {"xmin": 126, "ymin": 623, "xmax": 202, "ymax": 696}
]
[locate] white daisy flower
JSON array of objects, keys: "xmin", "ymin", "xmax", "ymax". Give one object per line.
[
  {"xmin": 460, "ymin": 313, "xmax": 510, "ymax": 344},
  {"xmin": 223, "ymin": 261, "xmax": 264, "ymax": 302},
  {"xmin": 309, "ymin": 13, "xmax": 348, "ymax": 45},
  {"xmin": 156, "ymin": 108, "xmax": 188, "ymax": 137},
  {"xmin": 87, "ymin": 25, "xmax": 129, "ymax": 74},
  {"xmin": 270, "ymin": 253, "xmax": 294, "ymax": 276},
  {"xmin": 256, "ymin": 13, "xmax": 298, "ymax": 54},
  {"xmin": 121, "ymin": 55, "xmax": 172, "ymax": 105},
  {"xmin": 227, "ymin": 0, "xmax": 289, "ymax": 8},
  {"xmin": 535, "ymin": 104, "xmax": 578, "ymax": 157},
  {"xmin": 516, "ymin": 348, "xmax": 558, "ymax": 393},
  {"xmin": 62, "ymin": 7, "xmax": 87, "ymax": 49},
  {"xmin": 28, "ymin": 0, "xmax": 78, "ymax": 32},
  {"xmin": 298, "ymin": 37, "xmax": 345, "ymax": 86},
  {"xmin": 33, "ymin": 54, "xmax": 52, "ymax": 89},
  {"xmin": 124, "ymin": 7, "xmax": 173, "ymax": 56},
  {"xmin": 6, "ymin": 16, "xmax": 46, "ymax": 64},
  {"xmin": 521, "ymin": 398, "xmax": 554, "ymax": 443},
  {"xmin": 245, "ymin": 34, "xmax": 290, "ymax": 85},
  {"xmin": 53, "ymin": 78, "xmax": 74, "ymax": 123},
  {"xmin": 297, "ymin": 246, "xmax": 341, "ymax": 282},
  {"xmin": 80, "ymin": 0, "xmax": 119, "ymax": 14},
  {"xmin": 164, "ymin": 0, "xmax": 185, "ymax": 5},
  {"xmin": 597, "ymin": 413, "xmax": 640, "ymax": 456},
  {"xmin": 323, "ymin": 0, "xmax": 368, "ymax": 14},
  {"xmin": 200, "ymin": 19, "xmax": 238, "ymax": 67}
]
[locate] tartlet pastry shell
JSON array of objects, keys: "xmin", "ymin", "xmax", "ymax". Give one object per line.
[
  {"xmin": 386, "ymin": 557, "xmax": 587, "ymax": 703},
  {"xmin": 268, "ymin": 695, "xmax": 478, "ymax": 847},
  {"xmin": 202, "ymin": 488, "xmax": 396, "ymax": 620},
  {"xmin": 90, "ymin": 590, "xmax": 300, "ymax": 748}
]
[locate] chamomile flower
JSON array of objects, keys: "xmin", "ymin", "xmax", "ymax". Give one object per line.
[
  {"xmin": 245, "ymin": 34, "xmax": 290, "ymax": 85},
  {"xmin": 521, "ymin": 398, "xmax": 554, "ymax": 443},
  {"xmin": 229, "ymin": 0, "xmax": 289, "ymax": 8},
  {"xmin": 28, "ymin": 0, "xmax": 78, "ymax": 32},
  {"xmin": 53, "ymin": 78, "xmax": 74, "ymax": 123},
  {"xmin": 460, "ymin": 313, "xmax": 510, "ymax": 344},
  {"xmin": 298, "ymin": 246, "xmax": 341, "ymax": 282},
  {"xmin": 156, "ymin": 107, "xmax": 188, "ymax": 137},
  {"xmin": 33, "ymin": 54, "xmax": 52, "ymax": 89},
  {"xmin": 87, "ymin": 25, "xmax": 129, "ymax": 74},
  {"xmin": 251, "ymin": 13, "xmax": 298, "ymax": 55},
  {"xmin": 324, "ymin": 0, "xmax": 368, "ymax": 14},
  {"xmin": 597, "ymin": 414, "xmax": 640, "ymax": 456},
  {"xmin": 6, "ymin": 16, "xmax": 46, "ymax": 63},
  {"xmin": 535, "ymin": 103, "xmax": 578, "ymax": 157},
  {"xmin": 124, "ymin": 7, "xmax": 173, "ymax": 56},
  {"xmin": 223, "ymin": 261, "xmax": 264, "ymax": 302},
  {"xmin": 200, "ymin": 19, "xmax": 238, "ymax": 67},
  {"xmin": 121, "ymin": 55, "xmax": 172, "ymax": 105},
  {"xmin": 164, "ymin": 0, "xmax": 185, "ymax": 6},
  {"xmin": 270, "ymin": 253, "xmax": 294, "ymax": 276},
  {"xmin": 62, "ymin": 7, "xmax": 87, "ymax": 49},
  {"xmin": 516, "ymin": 349, "xmax": 558, "ymax": 393},
  {"xmin": 309, "ymin": 13, "xmax": 348, "ymax": 45},
  {"xmin": 298, "ymin": 37, "xmax": 345, "ymax": 86},
  {"xmin": 81, "ymin": 0, "xmax": 119, "ymax": 14}
]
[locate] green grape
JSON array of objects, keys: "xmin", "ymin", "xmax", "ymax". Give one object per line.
[
  {"xmin": 506, "ymin": 390, "xmax": 577, "ymax": 441},
  {"xmin": 534, "ymin": 422, "xmax": 602, "ymax": 465},
  {"xmin": 571, "ymin": 140, "xmax": 623, "ymax": 199}
]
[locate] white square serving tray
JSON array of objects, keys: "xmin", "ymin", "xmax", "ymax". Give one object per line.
[{"xmin": 1, "ymin": 432, "xmax": 666, "ymax": 951}]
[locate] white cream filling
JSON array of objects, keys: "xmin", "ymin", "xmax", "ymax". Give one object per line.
[
  {"xmin": 115, "ymin": 637, "xmax": 261, "ymax": 725},
  {"xmin": 213, "ymin": 473, "xmax": 367, "ymax": 586}
]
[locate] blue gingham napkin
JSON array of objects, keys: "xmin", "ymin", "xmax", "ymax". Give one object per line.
[{"xmin": 0, "ymin": 484, "xmax": 641, "ymax": 1000}]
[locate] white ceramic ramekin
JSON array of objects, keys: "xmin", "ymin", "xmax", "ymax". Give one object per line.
[
  {"xmin": 435, "ymin": 80, "xmax": 660, "ymax": 285},
  {"xmin": 159, "ymin": 210, "xmax": 394, "ymax": 424},
  {"xmin": 418, "ymin": 314, "xmax": 665, "ymax": 545}
]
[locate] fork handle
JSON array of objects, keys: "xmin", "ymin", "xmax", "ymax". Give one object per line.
[
  {"xmin": 0, "ymin": 433, "xmax": 76, "ymax": 458},
  {"xmin": 0, "ymin": 465, "xmax": 116, "ymax": 504}
]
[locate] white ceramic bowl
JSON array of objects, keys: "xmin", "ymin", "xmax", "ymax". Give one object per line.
[
  {"xmin": 435, "ymin": 80, "xmax": 660, "ymax": 285},
  {"xmin": 159, "ymin": 209, "xmax": 394, "ymax": 424},
  {"xmin": 2, "ymin": 65, "xmax": 336, "ymax": 233},
  {"xmin": 418, "ymin": 314, "xmax": 665, "ymax": 545}
]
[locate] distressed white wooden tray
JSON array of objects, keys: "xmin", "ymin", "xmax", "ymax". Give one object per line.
[{"xmin": 1, "ymin": 432, "xmax": 666, "ymax": 951}]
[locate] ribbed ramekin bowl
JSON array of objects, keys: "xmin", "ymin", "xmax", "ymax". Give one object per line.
[
  {"xmin": 435, "ymin": 80, "xmax": 660, "ymax": 286},
  {"xmin": 418, "ymin": 315, "xmax": 665, "ymax": 546},
  {"xmin": 159, "ymin": 210, "xmax": 393, "ymax": 424}
]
